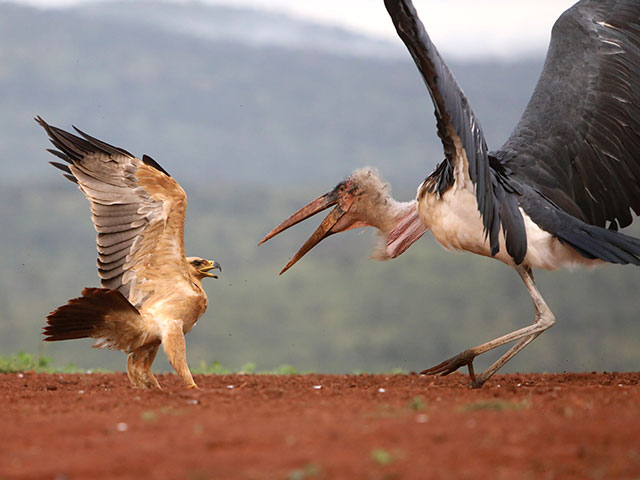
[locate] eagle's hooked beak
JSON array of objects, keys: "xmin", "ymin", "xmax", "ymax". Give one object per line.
[
  {"xmin": 200, "ymin": 260, "xmax": 222, "ymax": 279},
  {"xmin": 259, "ymin": 180, "xmax": 361, "ymax": 275}
]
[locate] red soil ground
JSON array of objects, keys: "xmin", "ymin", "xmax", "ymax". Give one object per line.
[{"xmin": 1, "ymin": 372, "xmax": 639, "ymax": 480}]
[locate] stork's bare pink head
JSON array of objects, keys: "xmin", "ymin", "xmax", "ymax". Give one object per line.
[{"xmin": 259, "ymin": 168, "xmax": 426, "ymax": 274}]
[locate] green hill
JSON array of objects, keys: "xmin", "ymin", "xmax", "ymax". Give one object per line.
[{"xmin": 0, "ymin": 2, "xmax": 541, "ymax": 188}]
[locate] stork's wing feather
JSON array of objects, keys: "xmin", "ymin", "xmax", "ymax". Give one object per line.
[
  {"xmin": 384, "ymin": 0, "xmax": 499, "ymax": 246},
  {"xmin": 493, "ymin": 0, "xmax": 640, "ymax": 230},
  {"xmin": 37, "ymin": 116, "xmax": 188, "ymax": 307}
]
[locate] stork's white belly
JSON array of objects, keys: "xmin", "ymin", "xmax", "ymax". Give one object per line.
[{"xmin": 418, "ymin": 187, "xmax": 596, "ymax": 271}]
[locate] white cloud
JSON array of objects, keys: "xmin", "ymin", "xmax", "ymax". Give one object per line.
[{"xmin": 9, "ymin": 0, "xmax": 578, "ymax": 59}]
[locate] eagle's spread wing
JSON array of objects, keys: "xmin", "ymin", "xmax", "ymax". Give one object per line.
[{"xmin": 37, "ymin": 116, "xmax": 188, "ymax": 307}]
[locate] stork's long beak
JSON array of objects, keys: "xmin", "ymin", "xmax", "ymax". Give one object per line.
[
  {"xmin": 200, "ymin": 260, "xmax": 222, "ymax": 278},
  {"xmin": 259, "ymin": 183, "xmax": 358, "ymax": 275}
]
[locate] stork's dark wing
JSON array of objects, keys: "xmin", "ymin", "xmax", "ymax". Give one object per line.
[
  {"xmin": 384, "ymin": 0, "xmax": 499, "ymax": 248},
  {"xmin": 37, "ymin": 116, "xmax": 189, "ymax": 308},
  {"xmin": 493, "ymin": 0, "xmax": 640, "ymax": 231}
]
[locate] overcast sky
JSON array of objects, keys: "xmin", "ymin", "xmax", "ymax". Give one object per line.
[{"xmin": 10, "ymin": 0, "xmax": 578, "ymax": 59}]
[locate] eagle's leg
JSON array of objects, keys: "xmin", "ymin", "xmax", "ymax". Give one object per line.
[
  {"xmin": 127, "ymin": 342, "xmax": 161, "ymax": 389},
  {"xmin": 162, "ymin": 323, "xmax": 198, "ymax": 389},
  {"xmin": 421, "ymin": 265, "xmax": 556, "ymax": 387}
]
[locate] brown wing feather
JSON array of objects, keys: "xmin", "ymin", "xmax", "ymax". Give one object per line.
[
  {"xmin": 125, "ymin": 163, "xmax": 189, "ymax": 306},
  {"xmin": 44, "ymin": 287, "xmax": 155, "ymax": 352},
  {"xmin": 37, "ymin": 117, "xmax": 189, "ymax": 307}
]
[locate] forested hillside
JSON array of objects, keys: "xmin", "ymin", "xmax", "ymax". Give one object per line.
[{"xmin": 0, "ymin": 2, "xmax": 540, "ymax": 187}]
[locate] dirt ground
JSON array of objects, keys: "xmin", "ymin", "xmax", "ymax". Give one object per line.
[{"xmin": 1, "ymin": 372, "xmax": 639, "ymax": 480}]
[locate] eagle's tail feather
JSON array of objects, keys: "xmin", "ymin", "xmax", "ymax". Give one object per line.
[{"xmin": 44, "ymin": 288, "xmax": 145, "ymax": 351}]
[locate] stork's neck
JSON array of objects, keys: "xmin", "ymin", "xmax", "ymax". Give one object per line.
[
  {"xmin": 372, "ymin": 198, "xmax": 418, "ymax": 233},
  {"xmin": 370, "ymin": 198, "xmax": 427, "ymax": 260}
]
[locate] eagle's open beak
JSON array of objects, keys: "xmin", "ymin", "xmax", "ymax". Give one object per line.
[
  {"xmin": 200, "ymin": 260, "xmax": 222, "ymax": 278},
  {"xmin": 259, "ymin": 182, "xmax": 359, "ymax": 275}
]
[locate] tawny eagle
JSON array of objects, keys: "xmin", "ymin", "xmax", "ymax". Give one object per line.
[{"xmin": 38, "ymin": 116, "xmax": 221, "ymax": 389}]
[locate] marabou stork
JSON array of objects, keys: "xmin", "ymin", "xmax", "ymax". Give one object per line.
[{"xmin": 260, "ymin": 0, "xmax": 640, "ymax": 387}]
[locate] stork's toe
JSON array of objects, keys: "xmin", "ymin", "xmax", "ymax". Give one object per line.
[{"xmin": 421, "ymin": 349, "xmax": 477, "ymax": 380}]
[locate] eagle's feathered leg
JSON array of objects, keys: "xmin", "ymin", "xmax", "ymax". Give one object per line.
[
  {"xmin": 127, "ymin": 342, "xmax": 161, "ymax": 389},
  {"xmin": 162, "ymin": 322, "xmax": 198, "ymax": 389}
]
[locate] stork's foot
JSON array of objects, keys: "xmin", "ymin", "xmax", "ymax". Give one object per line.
[{"xmin": 421, "ymin": 349, "xmax": 478, "ymax": 384}]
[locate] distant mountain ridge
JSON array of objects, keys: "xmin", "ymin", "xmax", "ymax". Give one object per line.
[{"xmin": 1, "ymin": 1, "xmax": 543, "ymax": 188}]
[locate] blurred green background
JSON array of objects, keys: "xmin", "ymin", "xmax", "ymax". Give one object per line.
[{"xmin": 1, "ymin": 1, "xmax": 638, "ymax": 374}]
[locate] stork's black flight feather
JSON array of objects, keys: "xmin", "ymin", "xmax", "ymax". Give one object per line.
[
  {"xmin": 495, "ymin": 0, "xmax": 640, "ymax": 231},
  {"xmin": 384, "ymin": 0, "xmax": 505, "ymax": 259},
  {"xmin": 491, "ymin": 0, "xmax": 640, "ymax": 264},
  {"xmin": 387, "ymin": 0, "xmax": 640, "ymax": 266}
]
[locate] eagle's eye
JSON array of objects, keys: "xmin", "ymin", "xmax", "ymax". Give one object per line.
[{"xmin": 192, "ymin": 260, "xmax": 202, "ymax": 267}]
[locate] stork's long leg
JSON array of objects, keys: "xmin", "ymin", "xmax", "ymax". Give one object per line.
[
  {"xmin": 421, "ymin": 265, "xmax": 556, "ymax": 387},
  {"xmin": 127, "ymin": 342, "xmax": 161, "ymax": 389}
]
